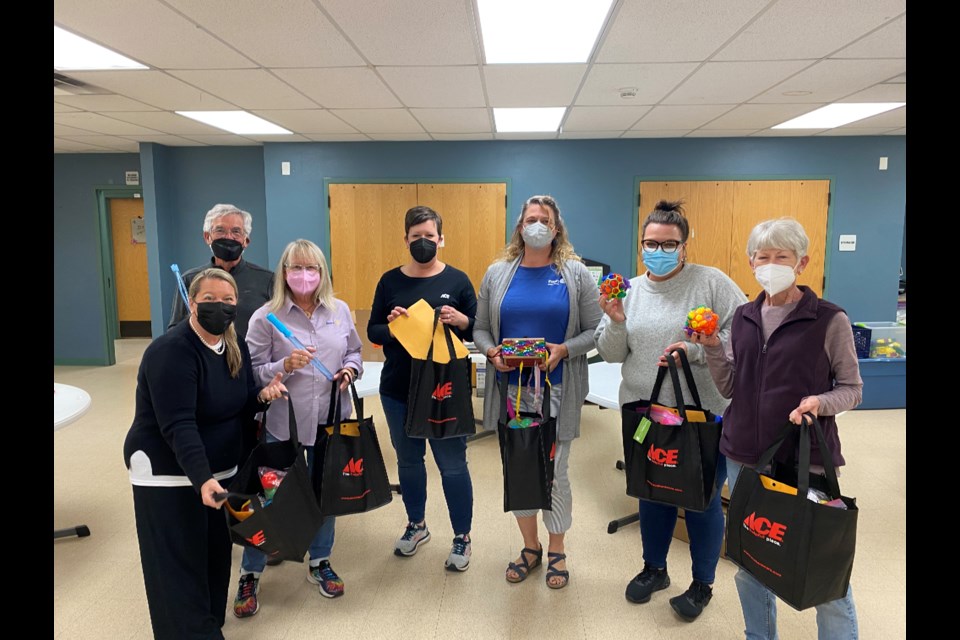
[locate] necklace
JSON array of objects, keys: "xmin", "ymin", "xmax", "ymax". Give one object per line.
[{"xmin": 190, "ymin": 317, "xmax": 225, "ymax": 355}]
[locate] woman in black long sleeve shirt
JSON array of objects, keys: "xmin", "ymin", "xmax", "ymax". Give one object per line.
[
  {"xmin": 123, "ymin": 269, "xmax": 284, "ymax": 640},
  {"xmin": 367, "ymin": 206, "xmax": 477, "ymax": 572}
]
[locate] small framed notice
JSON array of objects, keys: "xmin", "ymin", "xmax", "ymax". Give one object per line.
[
  {"xmin": 131, "ymin": 217, "xmax": 146, "ymax": 244},
  {"xmin": 125, "ymin": 171, "xmax": 140, "ymax": 186}
]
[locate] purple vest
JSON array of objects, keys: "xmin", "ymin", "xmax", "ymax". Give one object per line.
[{"xmin": 719, "ymin": 287, "xmax": 846, "ymax": 468}]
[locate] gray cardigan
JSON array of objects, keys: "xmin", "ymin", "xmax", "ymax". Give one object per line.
[{"xmin": 473, "ymin": 256, "xmax": 602, "ymax": 440}]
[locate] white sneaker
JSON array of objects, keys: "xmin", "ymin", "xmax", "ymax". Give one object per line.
[
  {"xmin": 394, "ymin": 521, "xmax": 431, "ymax": 557},
  {"xmin": 444, "ymin": 534, "xmax": 471, "ymax": 572}
]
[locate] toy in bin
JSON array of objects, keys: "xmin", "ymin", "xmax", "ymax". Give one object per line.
[
  {"xmin": 599, "ymin": 273, "xmax": 631, "ymax": 300},
  {"xmin": 258, "ymin": 466, "xmax": 288, "ymax": 506},
  {"xmin": 870, "ymin": 338, "xmax": 905, "ymax": 358},
  {"xmin": 684, "ymin": 305, "xmax": 719, "ymax": 337},
  {"xmin": 500, "ymin": 338, "xmax": 547, "ymax": 367}
]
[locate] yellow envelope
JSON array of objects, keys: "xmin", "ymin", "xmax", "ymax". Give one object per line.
[
  {"xmin": 388, "ymin": 298, "xmax": 469, "ymax": 363},
  {"xmin": 760, "ymin": 475, "xmax": 798, "ymax": 495}
]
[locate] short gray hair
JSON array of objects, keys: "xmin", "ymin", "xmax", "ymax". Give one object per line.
[
  {"xmin": 746, "ymin": 217, "xmax": 809, "ymax": 258},
  {"xmin": 203, "ymin": 203, "xmax": 253, "ymax": 236}
]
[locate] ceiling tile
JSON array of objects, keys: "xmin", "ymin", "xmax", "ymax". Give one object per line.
[
  {"xmin": 598, "ymin": 0, "xmax": 769, "ymax": 63},
  {"xmin": 631, "ymin": 105, "xmax": 734, "ymax": 130},
  {"xmin": 180, "ymin": 134, "xmax": 261, "ymax": 146},
  {"xmin": 54, "ymin": 112, "xmax": 163, "ymax": 135},
  {"xmin": 168, "ymin": 70, "xmax": 317, "ymax": 110},
  {"xmin": 558, "ymin": 131, "xmax": 624, "ymax": 139},
  {"xmin": 622, "ymin": 130, "xmax": 692, "ymax": 138},
  {"xmin": 59, "ymin": 134, "xmax": 140, "ymax": 151},
  {"xmin": 483, "ymin": 65, "xmax": 587, "ymax": 107},
  {"xmin": 65, "ymin": 71, "xmax": 236, "ymax": 111},
  {"xmin": 751, "ymin": 129, "xmax": 830, "ymax": 137},
  {"xmin": 686, "ymin": 129, "xmax": 763, "ymax": 137},
  {"xmin": 321, "ymin": 0, "xmax": 478, "ymax": 65},
  {"xmin": 884, "ymin": 128, "xmax": 905, "ymax": 136},
  {"xmin": 839, "ymin": 84, "xmax": 906, "ymax": 103},
  {"xmin": 54, "ymin": 95, "xmax": 159, "ymax": 112},
  {"xmin": 55, "ymin": 0, "xmax": 256, "ymax": 69},
  {"xmin": 832, "ymin": 15, "xmax": 906, "ymax": 59},
  {"xmin": 273, "ymin": 68, "xmax": 400, "ymax": 109},
  {"xmin": 163, "ymin": 0, "xmax": 364, "ymax": 67},
  {"xmin": 576, "ymin": 63, "xmax": 698, "ymax": 105},
  {"xmin": 55, "ymin": 123, "xmax": 102, "ymax": 136},
  {"xmin": 106, "ymin": 111, "xmax": 226, "ymax": 135},
  {"xmin": 121, "ymin": 134, "xmax": 208, "ymax": 146},
  {"xmin": 563, "ymin": 106, "xmax": 650, "ymax": 131},
  {"xmin": 54, "ymin": 137, "xmax": 117, "ymax": 152},
  {"xmin": 431, "ymin": 133, "xmax": 494, "ymax": 140},
  {"xmin": 53, "ymin": 103, "xmax": 81, "ymax": 113},
  {"xmin": 368, "ymin": 134, "xmax": 435, "ymax": 141},
  {"xmin": 663, "ymin": 61, "xmax": 813, "ymax": 105},
  {"xmin": 816, "ymin": 127, "xmax": 901, "ymax": 136},
  {"xmin": 838, "ymin": 106, "xmax": 906, "ymax": 129},
  {"xmin": 243, "ymin": 134, "xmax": 311, "ymax": 142},
  {"xmin": 410, "ymin": 108, "xmax": 490, "ymax": 133},
  {"xmin": 751, "ymin": 59, "xmax": 907, "ymax": 103},
  {"xmin": 714, "ymin": 0, "xmax": 907, "ymax": 60},
  {"xmin": 378, "ymin": 67, "xmax": 485, "ymax": 108},
  {"xmin": 701, "ymin": 104, "xmax": 816, "ymax": 129},
  {"xmin": 303, "ymin": 134, "xmax": 372, "ymax": 142},
  {"xmin": 329, "ymin": 109, "xmax": 425, "ymax": 134},
  {"xmin": 250, "ymin": 110, "xmax": 358, "ymax": 134}
]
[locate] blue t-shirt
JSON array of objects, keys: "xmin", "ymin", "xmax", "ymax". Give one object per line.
[{"xmin": 500, "ymin": 265, "xmax": 570, "ymax": 386}]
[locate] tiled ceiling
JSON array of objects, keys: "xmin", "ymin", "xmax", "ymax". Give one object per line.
[{"xmin": 53, "ymin": 0, "xmax": 906, "ymax": 153}]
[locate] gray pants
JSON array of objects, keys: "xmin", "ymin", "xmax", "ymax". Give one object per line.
[{"xmin": 508, "ymin": 383, "xmax": 573, "ymax": 534}]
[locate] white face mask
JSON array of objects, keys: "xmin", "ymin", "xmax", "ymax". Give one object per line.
[
  {"xmin": 522, "ymin": 221, "xmax": 554, "ymax": 249},
  {"xmin": 754, "ymin": 263, "xmax": 798, "ymax": 296}
]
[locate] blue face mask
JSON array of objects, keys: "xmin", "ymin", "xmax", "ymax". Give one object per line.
[{"xmin": 643, "ymin": 249, "xmax": 680, "ymax": 277}]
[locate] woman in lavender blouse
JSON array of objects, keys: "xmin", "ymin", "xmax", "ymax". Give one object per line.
[{"xmin": 234, "ymin": 239, "xmax": 363, "ymax": 617}]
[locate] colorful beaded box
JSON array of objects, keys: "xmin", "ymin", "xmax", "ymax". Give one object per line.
[{"xmin": 500, "ymin": 338, "xmax": 548, "ymax": 366}]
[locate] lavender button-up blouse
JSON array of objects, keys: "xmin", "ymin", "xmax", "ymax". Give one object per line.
[{"xmin": 246, "ymin": 297, "xmax": 364, "ymax": 446}]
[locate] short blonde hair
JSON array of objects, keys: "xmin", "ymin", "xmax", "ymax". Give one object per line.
[
  {"xmin": 501, "ymin": 194, "xmax": 580, "ymax": 270},
  {"xmin": 269, "ymin": 239, "xmax": 336, "ymax": 313},
  {"xmin": 746, "ymin": 217, "xmax": 809, "ymax": 258},
  {"xmin": 188, "ymin": 268, "xmax": 242, "ymax": 378}
]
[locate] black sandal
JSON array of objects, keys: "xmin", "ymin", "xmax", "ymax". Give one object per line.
[
  {"xmin": 546, "ymin": 552, "xmax": 569, "ymax": 589},
  {"xmin": 505, "ymin": 546, "xmax": 543, "ymax": 583}
]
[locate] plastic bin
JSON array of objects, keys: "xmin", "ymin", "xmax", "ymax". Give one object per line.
[{"xmin": 853, "ymin": 322, "xmax": 906, "ymax": 358}]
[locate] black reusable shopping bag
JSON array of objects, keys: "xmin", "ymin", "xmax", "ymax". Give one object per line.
[
  {"xmin": 725, "ymin": 415, "xmax": 858, "ymax": 611},
  {"xmin": 313, "ymin": 381, "xmax": 393, "ymax": 517},
  {"xmin": 620, "ymin": 349, "xmax": 723, "ymax": 512},
  {"xmin": 404, "ymin": 307, "xmax": 476, "ymax": 439},
  {"xmin": 497, "ymin": 373, "xmax": 558, "ymax": 512},
  {"xmin": 222, "ymin": 394, "xmax": 323, "ymax": 562}
]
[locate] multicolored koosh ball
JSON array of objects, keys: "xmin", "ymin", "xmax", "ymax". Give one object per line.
[
  {"xmin": 599, "ymin": 273, "xmax": 631, "ymax": 300},
  {"xmin": 684, "ymin": 306, "xmax": 719, "ymax": 337}
]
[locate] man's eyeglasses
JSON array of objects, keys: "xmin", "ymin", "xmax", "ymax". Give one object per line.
[
  {"xmin": 211, "ymin": 226, "xmax": 246, "ymax": 239},
  {"xmin": 285, "ymin": 264, "xmax": 321, "ymax": 274},
  {"xmin": 641, "ymin": 239, "xmax": 683, "ymax": 253}
]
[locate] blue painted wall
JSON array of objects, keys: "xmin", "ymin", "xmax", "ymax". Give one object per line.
[
  {"xmin": 56, "ymin": 136, "xmax": 906, "ymax": 364},
  {"xmin": 263, "ymin": 137, "xmax": 905, "ymax": 321},
  {"xmin": 54, "ymin": 153, "xmax": 140, "ymax": 364},
  {"xmin": 142, "ymin": 145, "xmax": 267, "ymax": 333}
]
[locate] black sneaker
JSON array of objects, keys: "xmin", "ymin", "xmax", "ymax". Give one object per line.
[
  {"xmin": 669, "ymin": 580, "xmax": 713, "ymax": 621},
  {"xmin": 625, "ymin": 564, "xmax": 670, "ymax": 603}
]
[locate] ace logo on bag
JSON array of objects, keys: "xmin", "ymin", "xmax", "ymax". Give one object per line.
[
  {"xmin": 342, "ymin": 458, "xmax": 363, "ymax": 477},
  {"xmin": 743, "ymin": 512, "xmax": 787, "ymax": 545},
  {"xmin": 647, "ymin": 444, "xmax": 679, "ymax": 467},
  {"xmin": 432, "ymin": 382, "xmax": 453, "ymax": 402}
]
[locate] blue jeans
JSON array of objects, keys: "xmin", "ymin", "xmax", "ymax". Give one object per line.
[
  {"xmin": 380, "ymin": 394, "xmax": 473, "ymax": 534},
  {"xmin": 639, "ymin": 454, "xmax": 727, "ymax": 584},
  {"xmin": 726, "ymin": 459, "xmax": 859, "ymax": 640},
  {"xmin": 240, "ymin": 432, "xmax": 336, "ymax": 573}
]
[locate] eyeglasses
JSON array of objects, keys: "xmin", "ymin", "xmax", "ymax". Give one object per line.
[
  {"xmin": 641, "ymin": 239, "xmax": 683, "ymax": 253},
  {"xmin": 211, "ymin": 226, "xmax": 246, "ymax": 239},
  {"xmin": 285, "ymin": 264, "xmax": 321, "ymax": 274}
]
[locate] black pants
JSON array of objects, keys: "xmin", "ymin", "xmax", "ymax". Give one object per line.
[{"xmin": 133, "ymin": 484, "xmax": 232, "ymax": 640}]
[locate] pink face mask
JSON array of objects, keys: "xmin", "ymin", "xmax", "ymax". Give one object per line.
[{"xmin": 286, "ymin": 270, "xmax": 321, "ymax": 296}]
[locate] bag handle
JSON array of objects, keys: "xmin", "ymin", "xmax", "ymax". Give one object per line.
[
  {"xmin": 320, "ymin": 378, "xmax": 363, "ymax": 444},
  {"xmin": 753, "ymin": 413, "xmax": 843, "ymax": 500},
  {"xmin": 674, "ymin": 348, "xmax": 703, "ymax": 409},
  {"xmin": 497, "ymin": 369, "xmax": 551, "ymax": 423},
  {"xmin": 425, "ymin": 306, "xmax": 460, "ymax": 364},
  {"xmin": 647, "ymin": 351, "xmax": 689, "ymax": 421},
  {"xmin": 265, "ymin": 391, "xmax": 300, "ymax": 453}
]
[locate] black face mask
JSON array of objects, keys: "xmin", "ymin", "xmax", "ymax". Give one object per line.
[
  {"xmin": 210, "ymin": 238, "xmax": 244, "ymax": 262},
  {"xmin": 409, "ymin": 237, "xmax": 438, "ymax": 264},
  {"xmin": 195, "ymin": 302, "xmax": 237, "ymax": 335}
]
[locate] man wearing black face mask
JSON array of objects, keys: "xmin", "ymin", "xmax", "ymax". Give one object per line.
[{"xmin": 168, "ymin": 203, "xmax": 274, "ymax": 339}]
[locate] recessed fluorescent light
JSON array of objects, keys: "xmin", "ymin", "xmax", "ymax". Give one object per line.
[
  {"xmin": 478, "ymin": 0, "xmax": 615, "ymax": 63},
  {"xmin": 494, "ymin": 107, "xmax": 566, "ymax": 133},
  {"xmin": 176, "ymin": 111, "xmax": 292, "ymax": 135},
  {"xmin": 54, "ymin": 26, "xmax": 147, "ymax": 70},
  {"xmin": 773, "ymin": 103, "xmax": 905, "ymax": 129}
]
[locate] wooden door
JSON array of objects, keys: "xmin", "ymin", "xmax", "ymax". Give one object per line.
[
  {"xmin": 329, "ymin": 183, "xmax": 418, "ymax": 313},
  {"xmin": 416, "ymin": 183, "xmax": 506, "ymax": 294},
  {"xmin": 639, "ymin": 180, "xmax": 829, "ymax": 298},
  {"xmin": 109, "ymin": 198, "xmax": 151, "ymax": 337}
]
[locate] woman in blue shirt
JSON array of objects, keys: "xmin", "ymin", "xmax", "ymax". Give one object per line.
[{"xmin": 473, "ymin": 195, "xmax": 602, "ymax": 590}]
